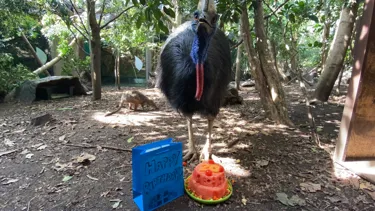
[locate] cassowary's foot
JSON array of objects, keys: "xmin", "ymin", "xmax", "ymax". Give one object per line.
[
  {"xmin": 199, "ymin": 142, "xmax": 212, "ymax": 161},
  {"xmin": 184, "ymin": 116, "xmax": 199, "ymax": 162},
  {"xmin": 199, "ymin": 116, "xmax": 215, "ymax": 161},
  {"xmin": 183, "ymin": 149, "xmax": 199, "ymax": 162}
]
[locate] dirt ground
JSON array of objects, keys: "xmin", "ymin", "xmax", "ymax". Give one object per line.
[{"xmin": 1, "ymin": 83, "xmax": 374, "ymax": 211}]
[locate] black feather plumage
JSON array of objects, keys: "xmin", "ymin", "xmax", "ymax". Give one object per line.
[{"xmin": 157, "ymin": 21, "xmax": 231, "ymax": 117}]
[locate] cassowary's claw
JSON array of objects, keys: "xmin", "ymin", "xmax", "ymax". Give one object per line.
[
  {"xmin": 200, "ymin": 144, "xmax": 212, "ymax": 161},
  {"xmin": 183, "ymin": 150, "xmax": 199, "ymax": 162}
]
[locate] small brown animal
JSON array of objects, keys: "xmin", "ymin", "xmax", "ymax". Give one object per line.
[{"xmin": 105, "ymin": 90, "xmax": 158, "ymax": 116}]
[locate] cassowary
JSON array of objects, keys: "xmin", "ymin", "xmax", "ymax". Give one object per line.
[{"xmin": 156, "ymin": 0, "xmax": 231, "ymax": 161}]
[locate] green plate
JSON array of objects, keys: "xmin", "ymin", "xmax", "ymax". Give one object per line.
[{"xmin": 184, "ymin": 175, "xmax": 232, "ymax": 205}]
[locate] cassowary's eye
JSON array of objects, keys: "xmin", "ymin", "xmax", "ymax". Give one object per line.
[
  {"xmin": 194, "ymin": 11, "xmax": 199, "ymax": 20},
  {"xmin": 212, "ymin": 15, "xmax": 219, "ymax": 24}
]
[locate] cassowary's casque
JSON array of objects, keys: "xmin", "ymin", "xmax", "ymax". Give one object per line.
[{"xmin": 156, "ymin": 0, "xmax": 231, "ymax": 161}]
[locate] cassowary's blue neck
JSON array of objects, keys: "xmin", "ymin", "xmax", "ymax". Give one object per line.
[
  {"xmin": 190, "ymin": 26, "xmax": 215, "ymax": 101},
  {"xmin": 190, "ymin": 34, "xmax": 211, "ymax": 65}
]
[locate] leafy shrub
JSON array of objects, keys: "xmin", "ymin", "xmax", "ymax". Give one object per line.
[
  {"xmin": 62, "ymin": 54, "xmax": 91, "ymax": 77},
  {"xmin": 0, "ymin": 53, "xmax": 36, "ymax": 95}
]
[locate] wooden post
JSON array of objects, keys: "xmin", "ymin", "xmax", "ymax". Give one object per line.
[
  {"xmin": 334, "ymin": 0, "xmax": 375, "ymax": 183},
  {"xmin": 145, "ymin": 47, "xmax": 152, "ymax": 87}
]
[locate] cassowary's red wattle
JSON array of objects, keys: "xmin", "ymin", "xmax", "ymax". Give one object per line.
[{"xmin": 195, "ymin": 63, "xmax": 204, "ymax": 101}]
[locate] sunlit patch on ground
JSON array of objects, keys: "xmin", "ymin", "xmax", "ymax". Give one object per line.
[
  {"xmin": 91, "ymin": 111, "xmax": 172, "ymax": 126},
  {"xmin": 212, "ymin": 155, "xmax": 251, "ymax": 177},
  {"xmin": 333, "ymin": 161, "xmax": 375, "ymax": 183}
]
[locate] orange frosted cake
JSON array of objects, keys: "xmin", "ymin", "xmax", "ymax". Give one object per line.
[{"xmin": 187, "ymin": 160, "xmax": 228, "ymax": 200}]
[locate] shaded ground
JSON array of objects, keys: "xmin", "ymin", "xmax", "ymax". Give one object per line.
[{"xmin": 0, "ymin": 83, "xmax": 374, "ymax": 211}]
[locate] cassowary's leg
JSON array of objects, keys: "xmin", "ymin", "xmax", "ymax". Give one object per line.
[
  {"xmin": 183, "ymin": 116, "xmax": 199, "ymax": 162},
  {"xmin": 200, "ymin": 116, "xmax": 215, "ymax": 161}
]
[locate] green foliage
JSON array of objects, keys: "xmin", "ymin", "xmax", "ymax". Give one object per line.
[
  {"xmin": 0, "ymin": 0, "xmax": 43, "ymax": 50},
  {"xmin": 0, "ymin": 53, "xmax": 36, "ymax": 94},
  {"xmin": 62, "ymin": 54, "xmax": 91, "ymax": 76}
]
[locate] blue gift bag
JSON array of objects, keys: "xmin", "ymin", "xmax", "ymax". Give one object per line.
[{"xmin": 132, "ymin": 138, "xmax": 184, "ymax": 211}]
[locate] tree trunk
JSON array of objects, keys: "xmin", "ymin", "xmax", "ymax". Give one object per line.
[
  {"xmin": 173, "ymin": 0, "xmax": 181, "ymax": 28},
  {"xmin": 235, "ymin": 44, "xmax": 243, "ymax": 90},
  {"xmin": 145, "ymin": 46, "xmax": 152, "ymax": 88},
  {"xmin": 241, "ymin": 2, "xmax": 293, "ymax": 126},
  {"xmin": 115, "ymin": 50, "xmax": 121, "ymax": 90},
  {"xmin": 289, "ymin": 33, "xmax": 298, "ymax": 75},
  {"xmin": 235, "ymin": 20, "xmax": 243, "ymax": 90},
  {"xmin": 253, "ymin": 0, "xmax": 293, "ymax": 126},
  {"xmin": 336, "ymin": 66, "xmax": 345, "ymax": 94},
  {"xmin": 241, "ymin": 4, "xmax": 267, "ymax": 107},
  {"xmin": 314, "ymin": 0, "xmax": 358, "ymax": 102},
  {"xmin": 87, "ymin": 0, "xmax": 102, "ymax": 100},
  {"xmin": 320, "ymin": 0, "xmax": 331, "ymax": 71},
  {"xmin": 269, "ymin": 39, "xmax": 286, "ymax": 81}
]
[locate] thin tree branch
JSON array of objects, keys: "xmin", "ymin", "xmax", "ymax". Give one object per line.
[
  {"xmin": 296, "ymin": 68, "xmax": 321, "ymax": 147},
  {"xmin": 66, "ymin": 26, "xmax": 90, "ymax": 55},
  {"xmin": 161, "ymin": 9, "xmax": 176, "ymax": 26},
  {"xmin": 231, "ymin": 39, "xmax": 244, "ymax": 49},
  {"xmin": 63, "ymin": 143, "xmax": 132, "ymax": 152},
  {"xmin": 98, "ymin": 0, "xmax": 107, "ymax": 27},
  {"xmin": 263, "ymin": 1, "xmax": 278, "ymax": 19},
  {"xmin": 70, "ymin": 21, "xmax": 90, "ymax": 41},
  {"xmin": 264, "ymin": 0, "xmax": 291, "ymax": 19},
  {"xmin": 69, "ymin": 0, "xmax": 91, "ymax": 36},
  {"xmin": 100, "ymin": 6, "xmax": 135, "ymax": 29},
  {"xmin": 0, "ymin": 149, "xmax": 19, "ymax": 157}
]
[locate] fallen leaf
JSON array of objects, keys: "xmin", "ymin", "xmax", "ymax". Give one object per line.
[
  {"xmin": 111, "ymin": 199, "xmax": 122, "ymax": 209},
  {"xmin": 4, "ymin": 138, "xmax": 15, "ymax": 147},
  {"xmin": 289, "ymin": 195, "xmax": 306, "ymax": 206},
  {"xmin": 75, "ymin": 153, "xmax": 96, "ymax": 163},
  {"xmin": 256, "ymin": 160, "xmax": 269, "ymax": 167},
  {"xmin": 37, "ymin": 145, "xmax": 47, "ymax": 150},
  {"xmin": 349, "ymin": 177, "xmax": 360, "ymax": 189},
  {"xmin": 58, "ymin": 135, "xmax": 66, "ymax": 141},
  {"xmin": 236, "ymin": 159, "xmax": 241, "ymax": 164},
  {"xmin": 276, "ymin": 193, "xmax": 305, "ymax": 206},
  {"xmin": 54, "ymin": 162, "xmax": 71, "ymax": 172},
  {"xmin": 261, "ymin": 130, "xmax": 270, "ymax": 136},
  {"xmin": 13, "ymin": 128, "xmax": 26, "ymax": 133},
  {"xmin": 57, "ymin": 107, "xmax": 73, "ymax": 111},
  {"xmin": 364, "ymin": 190, "xmax": 375, "ymax": 201},
  {"xmin": 101, "ymin": 191, "xmax": 110, "ymax": 197},
  {"xmin": 20, "ymin": 149, "xmax": 30, "ymax": 155},
  {"xmin": 360, "ymin": 180, "xmax": 375, "ymax": 192},
  {"xmin": 25, "ymin": 153, "xmax": 34, "ymax": 159},
  {"xmin": 326, "ymin": 196, "xmax": 342, "ymax": 203},
  {"xmin": 316, "ymin": 127, "xmax": 323, "ymax": 132},
  {"xmin": 62, "ymin": 175, "xmax": 73, "ymax": 182},
  {"xmin": 32, "ymin": 143, "xmax": 43, "ymax": 148},
  {"xmin": 241, "ymin": 197, "xmax": 247, "ymax": 205},
  {"xmin": 2, "ymin": 178, "xmax": 19, "ymax": 185},
  {"xmin": 87, "ymin": 175, "xmax": 99, "ymax": 181},
  {"xmin": 300, "ymin": 182, "xmax": 322, "ymax": 192},
  {"xmin": 127, "ymin": 136, "xmax": 134, "ymax": 143},
  {"xmin": 276, "ymin": 192, "xmax": 289, "ymax": 206},
  {"xmin": 247, "ymin": 131, "xmax": 257, "ymax": 135}
]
